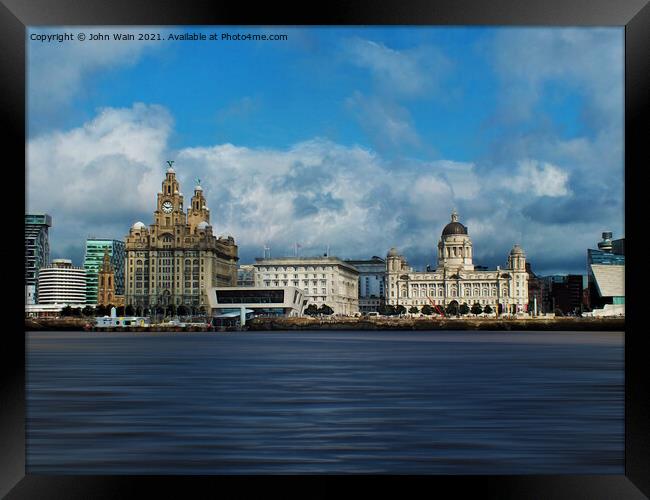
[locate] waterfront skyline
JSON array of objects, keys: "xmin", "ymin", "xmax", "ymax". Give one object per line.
[{"xmin": 26, "ymin": 26, "xmax": 624, "ymax": 275}]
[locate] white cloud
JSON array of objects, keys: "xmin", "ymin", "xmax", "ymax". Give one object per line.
[
  {"xmin": 345, "ymin": 92, "xmax": 420, "ymax": 151},
  {"xmin": 27, "ymin": 103, "xmax": 173, "ymax": 219},
  {"xmin": 344, "ymin": 37, "xmax": 451, "ymax": 98},
  {"xmin": 434, "ymin": 160, "xmax": 481, "ymax": 200},
  {"xmin": 28, "ymin": 104, "xmax": 619, "ymax": 274},
  {"xmin": 491, "ymin": 28, "xmax": 623, "ymax": 129},
  {"xmin": 508, "ymin": 159, "xmax": 571, "ymax": 197}
]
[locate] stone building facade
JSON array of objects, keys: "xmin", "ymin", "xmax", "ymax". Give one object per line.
[
  {"xmin": 252, "ymin": 256, "xmax": 359, "ymax": 315},
  {"xmin": 97, "ymin": 249, "xmax": 125, "ymax": 307},
  {"xmin": 386, "ymin": 210, "xmax": 529, "ymax": 315},
  {"xmin": 125, "ymin": 166, "xmax": 238, "ymax": 314}
]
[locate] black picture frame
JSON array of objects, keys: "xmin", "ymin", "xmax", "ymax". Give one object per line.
[{"xmin": 3, "ymin": 0, "xmax": 648, "ymax": 497}]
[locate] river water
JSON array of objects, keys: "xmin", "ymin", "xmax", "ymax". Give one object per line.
[{"xmin": 26, "ymin": 330, "xmax": 624, "ymax": 474}]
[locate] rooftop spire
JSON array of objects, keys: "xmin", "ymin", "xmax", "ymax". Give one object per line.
[{"xmin": 101, "ymin": 248, "xmax": 111, "ymax": 272}]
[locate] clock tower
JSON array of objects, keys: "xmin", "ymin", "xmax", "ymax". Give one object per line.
[
  {"xmin": 155, "ymin": 166, "xmax": 185, "ymax": 228},
  {"xmin": 124, "ymin": 163, "xmax": 239, "ymax": 315}
]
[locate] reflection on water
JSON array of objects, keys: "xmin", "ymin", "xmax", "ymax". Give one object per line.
[{"xmin": 26, "ymin": 330, "xmax": 624, "ymax": 474}]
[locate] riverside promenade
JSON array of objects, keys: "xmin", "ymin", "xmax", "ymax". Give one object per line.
[
  {"xmin": 248, "ymin": 316, "xmax": 624, "ymax": 331},
  {"xmin": 26, "ymin": 316, "xmax": 625, "ymax": 332}
]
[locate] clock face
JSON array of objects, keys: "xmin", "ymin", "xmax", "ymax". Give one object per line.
[{"xmin": 161, "ymin": 201, "xmax": 174, "ymax": 213}]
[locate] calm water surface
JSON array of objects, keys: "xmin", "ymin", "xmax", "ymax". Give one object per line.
[{"xmin": 26, "ymin": 330, "xmax": 624, "ymax": 474}]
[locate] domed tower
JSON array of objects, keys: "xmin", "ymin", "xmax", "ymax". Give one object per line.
[
  {"xmin": 386, "ymin": 247, "xmax": 401, "ymax": 272},
  {"xmin": 507, "ymin": 244, "xmax": 528, "ymax": 313},
  {"xmin": 507, "ymin": 244, "xmax": 526, "ymax": 271},
  {"xmin": 437, "ymin": 209, "xmax": 474, "ymax": 271},
  {"xmin": 188, "ymin": 180, "xmax": 210, "ymax": 233},
  {"xmin": 127, "ymin": 221, "xmax": 149, "ymax": 242}
]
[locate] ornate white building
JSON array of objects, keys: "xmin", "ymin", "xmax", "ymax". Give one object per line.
[
  {"xmin": 252, "ymin": 256, "xmax": 359, "ymax": 315},
  {"xmin": 386, "ymin": 210, "xmax": 529, "ymax": 314}
]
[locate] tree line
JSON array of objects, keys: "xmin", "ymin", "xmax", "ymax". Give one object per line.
[
  {"xmin": 378, "ymin": 302, "xmax": 494, "ymax": 317},
  {"xmin": 59, "ymin": 304, "xmax": 207, "ymax": 318}
]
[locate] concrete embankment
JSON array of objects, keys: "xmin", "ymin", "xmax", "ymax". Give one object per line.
[
  {"xmin": 25, "ymin": 318, "xmax": 212, "ymax": 332},
  {"xmin": 247, "ymin": 316, "xmax": 625, "ymax": 332},
  {"xmin": 26, "ymin": 316, "xmax": 625, "ymax": 332},
  {"xmin": 26, "ymin": 318, "xmax": 89, "ymax": 331}
]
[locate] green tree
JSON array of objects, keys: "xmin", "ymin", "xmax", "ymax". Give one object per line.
[
  {"xmin": 445, "ymin": 302, "xmax": 459, "ymax": 316},
  {"xmin": 378, "ymin": 304, "xmax": 396, "ymax": 316},
  {"xmin": 395, "ymin": 305, "xmax": 407, "ymax": 315},
  {"xmin": 177, "ymin": 305, "xmax": 188, "ymax": 317},
  {"xmin": 408, "ymin": 306, "xmax": 419, "ymax": 314},
  {"xmin": 421, "ymin": 304, "xmax": 434, "ymax": 315},
  {"xmin": 82, "ymin": 305, "xmax": 95, "ymax": 317},
  {"xmin": 554, "ymin": 308, "xmax": 565, "ymax": 317},
  {"xmin": 471, "ymin": 303, "xmax": 483, "ymax": 316},
  {"xmin": 304, "ymin": 304, "xmax": 319, "ymax": 316},
  {"xmin": 125, "ymin": 305, "xmax": 135, "ymax": 316},
  {"xmin": 459, "ymin": 303, "xmax": 470, "ymax": 316},
  {"xmin": 318, "ymin": 304, "xmax": 334, "ymax": 316},
  {"xmin": 70, "ymin": 307, "xmax": 81, "ymax": 316},
  {"xmin": 484, "ymin": 304, "xmax": 493, "ymax": 315},
  {"xmin": 61, "ymin": 305, "xmax": 73, "ymax": 317},
  {"xmin": 116, "ymin": 305, "xmax": 125, "ymax": 316}
]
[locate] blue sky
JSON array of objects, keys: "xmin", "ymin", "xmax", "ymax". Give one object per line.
[{"xmin": 26, "ymin": 26, "xmax": 624, "ymax": 275}]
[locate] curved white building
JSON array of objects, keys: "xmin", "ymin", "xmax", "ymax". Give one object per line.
[{"xmin": 37, "ymin": 259, "xmax": 87, "ymax": 305}]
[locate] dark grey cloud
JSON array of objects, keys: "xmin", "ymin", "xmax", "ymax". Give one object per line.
[
  {"xmin": 292, "ymin": 192, "xmax": 344, "ymax": 219},
  {"xmin": 274, "ymin": 160, "xmax": 334, "ymax": 192},
  {"xmin": 522, "ymin": 195, "xmax": 621, "ymax": 225}
]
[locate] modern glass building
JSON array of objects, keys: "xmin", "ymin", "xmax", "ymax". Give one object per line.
[
  {"xmin": 345, "ymin": 257, "xmax": 386, "ymax": 313},
  {"xmin": 25, "ymin": 213, "xmax": 52, "ymax": 304},
  {"xmin": 83, "ymin": 239, "xmax": 125, "ymax": 304},
  {"xmin": 587, "ymin": 232, "xmax": 625, "ymax": 311},
  {"xmin": 542, "ymin": 274, "xmax": 584, "ymax": 315}
]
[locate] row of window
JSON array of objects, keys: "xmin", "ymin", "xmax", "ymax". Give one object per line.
[
  {"xmin": 132, "ymin": 261, "xmax": 201, "ymax": 266},
  {"xmin": 134, "ymin": 282, "xmax": 200, "ymax": 289},
  {"xmin": 404, "ymin": 299, "xmax": 498, "ymax": 306},
  {"xmin": 393, "ymin": 288, "xmax": 503, "ymax": 298},
  {"xmin": 262, "ymin": 273, "xmax": 329, "ymax": 280},
  {"xmin": 258, "ymin": 266, "xmax": 331, "ymax": 272}
]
